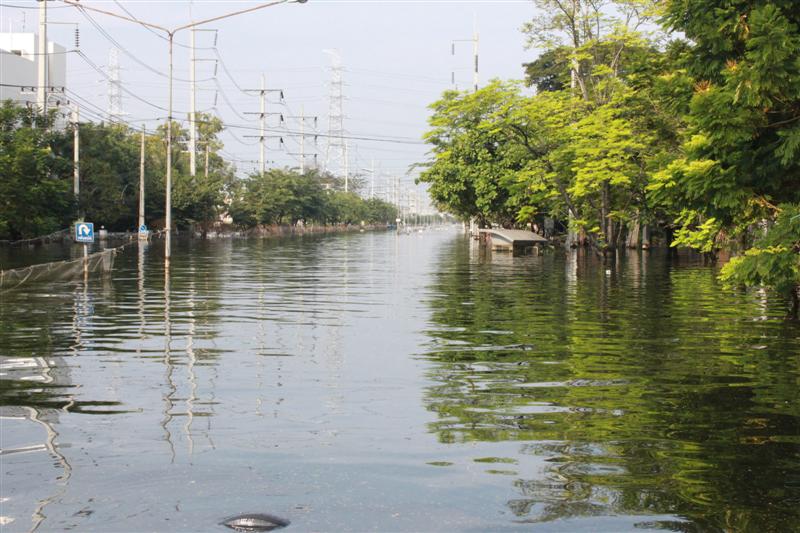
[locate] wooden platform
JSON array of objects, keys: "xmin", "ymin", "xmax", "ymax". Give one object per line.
[{"xmin": 478, "ymin": 229, "xmax": 548, "ymax": 254}]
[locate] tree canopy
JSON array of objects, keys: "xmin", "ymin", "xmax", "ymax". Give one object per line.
[
  {"xmin": 418, "ymin": 0, "xmax": 799, "ymax": 314},
  {"xmin": 0, "ymin": 102, "xmax": 397, "ymax": 246}
]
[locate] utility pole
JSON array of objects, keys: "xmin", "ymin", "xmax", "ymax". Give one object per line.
[
  {"xmin": 205, "ymin": 144, "xmax": 210, "ymax": 178},
  {"xmin": 451, "ymin": 16, "xmax": 479, "ymax": 93},
  {"xmin": 285, "ymin": 108, "xmax": 318, "ymax": 174},
  {"xmin": 359, "ymin": 161, "xmax": 376, "ymax": 198},
  {"xmin": 37, "ymin": 0, "xmax": 47, "ymax": 113},
  {"xmin": 473, "ymin": 15, "xmax": 479, "ymax": 92},
  {"xmin": 258, "ymin": 75, "xmax": 265, "ymax": 174},
  {"xmin": 188, "ymin": 28, "xmax": 217, "ymax": 177},
  {"xmin": 344, "ymin": 142, "xmax": 349, "ymax": 192},
  {"xmin": 108, "ymin": 48, "xmax": 124, "ymax": 122},
  {"xmin": 189, "ymin": 29, "xmax": 196, "ymax": 177},
  {"xmin": 365, "ymin": 159, "xmax": 375, "ymax": 199},
  {"xmin": 323, "ymin": 49, "xmax": 347, "ymax": 177},
  {"xmin": 139, "ymin": 125, "xmax": 146, "ymax": 235},
  {"xmin": 300, "ymin": 105, "xmax": 304, "ymax": 172},
  {"xmin": 244, "ymin": 75, "xmax": 283, "ymax": 175},
  {"xmin": 72, "ymin": 103, "xmax": 79, "ymax": 197},
  {"xmin": 166, "ymin": 33, "xmax": 173, "ymax": 262}
]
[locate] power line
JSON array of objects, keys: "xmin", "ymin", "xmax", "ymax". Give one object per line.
[
  {"xmin": 0, "ymin": 49, "xmax": 76, "ymax": 56},
  {"xmin": 65, "ymin": 89, "xmax": 164, "ymax": 124},
  {"xmin": 212, "ymin": 76, "xmax": 255, "ymax": 123},
  {"xmin": 211, "ymin": 47, "xmax": 252, "ymax": 95},
  {"xmin": 202, "ymin": 118, "xmax": 426, "ymax": 145},
  {"xmin": 111, "ymin": 0, "xmax": 214, "ymax": 51},
  {"xmin": 0, "ymin": 2, "xmax": 70, "ymax": 9},
  {"xmin": 74, "ymin": 49, "xmax": 166, "ymax": 112},
  {"xmin": 74, "ymin": 49, "xmax": 200, "ymax": 115},
  {"xmin": 72, "ymin": 5, "xmax": 210, "ymax": 84}
]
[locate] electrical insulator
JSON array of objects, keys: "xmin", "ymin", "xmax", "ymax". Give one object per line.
[{"xmin": 75, "ymin": 28, "xmax": 80, "ymax": 49}]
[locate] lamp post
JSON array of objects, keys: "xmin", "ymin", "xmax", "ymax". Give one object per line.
[{"xmin": 61, "ymin": 0, "xmax": 307, "ymax": 265}]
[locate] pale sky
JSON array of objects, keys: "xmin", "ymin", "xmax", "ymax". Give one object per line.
[{"xmin": 2, "ymin": 0, "xmax": 539, "ymax": 206}]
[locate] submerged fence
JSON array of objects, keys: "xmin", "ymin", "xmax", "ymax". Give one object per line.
[
  {"xmin": 0, "ymin": 248, "xmax": 116, "ymax": 291},
  {"xmin": 0, "ymin": 231, "xmax": 163, "ymax": 291},
  {"xmin": 0, "ymin": 228, "xmax": 71, "ymax": 247}
]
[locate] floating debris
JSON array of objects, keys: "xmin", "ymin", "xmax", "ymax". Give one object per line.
[{"xmin": 220, "ymin": 513, "xmax": 290, "ymax": 532}]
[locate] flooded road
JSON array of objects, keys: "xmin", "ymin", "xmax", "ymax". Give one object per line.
[{"xmin": 1, "ymin": 229, "xmax": 799, "ymax": 532}]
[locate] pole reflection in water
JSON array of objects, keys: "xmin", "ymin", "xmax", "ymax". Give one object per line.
[
  {"xmin": 26, "ymin": 405, "xmax": 72, "ymax": 533},
  {"xmin": 161, "ymin": 263, "xmax": 176, "ymax": 462},
  {"xmin": 184, "ymin": 258, "xmax": 198, "ymax": 456},
  {"xmin": 137, "ymin": 240, "xmax": 147, "ymax": 357},
  {"xmin": 0, "ymin": 231, "xmax": 798, "ymax": 532}
]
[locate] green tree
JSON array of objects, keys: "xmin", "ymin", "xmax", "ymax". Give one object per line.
[
  {"xmin": 419, "ymin": 82, "xmax": 528, "ymax": 227},
  {"xmin": 230, "ymin": 168, "xmax": 397, "ymax": 227},
  {"xmin": 0, "ymin": 101, "xmax": 74, "ymax": 240},
  {"xmin": 173, "ymin": 114, "xmax": 233, "ymax": 231},
  {"xmin": 77, "ymin": 122, "xmax": 140, "ymax": 230},
  {"xmin": 657, "ymin": 0, "xmax": 800, "ymax": 314}
]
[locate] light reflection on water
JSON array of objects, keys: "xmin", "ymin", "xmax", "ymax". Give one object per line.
[{"xmin": 1, "ymin": 229, "xmax": 798, "ymax": 532}]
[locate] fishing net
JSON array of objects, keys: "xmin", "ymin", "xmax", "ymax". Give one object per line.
[
  {"xmin": 0, "ymin": 248, "xmax": 116, "ymax": 291},
  {"xmin": 0, "ymin": 228, "xmax": 70, "ymax": 247}
]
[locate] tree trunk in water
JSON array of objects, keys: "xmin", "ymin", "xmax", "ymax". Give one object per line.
[
  {"xmin": 600, "ymin": 181, "xmax": 611, "ymax": 251},
  {"xmin": 641, "ymin": 224, "xmax": 650, "ymax": 249},
  {"xmin": 614, "ymin": 220, "xmax": 625, "ymax": 250},
  {"xmin": 566, "ymin": 211, "xmax": 579, "ymax": 249},
  {"xmin": 790, "ymin": 285, "xmax": 799, "ymax": 320},
  {"xmin": 627, "ymin": 216, "xmax": 640, "ymax": 249}
]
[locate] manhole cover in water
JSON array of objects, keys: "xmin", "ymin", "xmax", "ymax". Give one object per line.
[{"xmin": 220, "ymin": 513, "xmax": 290, "ymax": 532}]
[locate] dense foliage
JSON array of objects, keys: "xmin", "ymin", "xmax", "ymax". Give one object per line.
[
  {"xmin": 418, "ymin": 0, "xmax": 799, "ymax": 314},
  {"xmin": 0, "ymin": 102, "xmax": 73, "ymax": 239}
]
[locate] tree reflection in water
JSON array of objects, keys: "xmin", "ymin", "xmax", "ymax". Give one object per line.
[{"xmin": 421, "ymin": 237, "xmax": 800, "ymax": 531}]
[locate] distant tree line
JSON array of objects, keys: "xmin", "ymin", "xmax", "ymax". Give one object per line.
[
  {"xmin": 417, "ymin": 0, "xmax": 800, "ymax": 314},
  {"xmin": 0, "ymin": 101, "xmax": 397, "ymax": 241},
  {"xmin": 229, "ymin": 169, "xmax": 398, "ymax": 227}
]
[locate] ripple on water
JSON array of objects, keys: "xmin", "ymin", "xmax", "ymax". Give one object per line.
[{"xmin": 1, "ymin": 237, "xmax": 799, "ymax": 532}]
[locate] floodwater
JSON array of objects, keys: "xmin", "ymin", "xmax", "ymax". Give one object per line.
[{"xmin": 1, "ymin": 229, "xmax": 799, "ymax": 532}]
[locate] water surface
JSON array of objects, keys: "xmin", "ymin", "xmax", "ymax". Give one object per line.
[{"xmin": 1, "ymin": 230, "xmax": 798, "ymax": 532}]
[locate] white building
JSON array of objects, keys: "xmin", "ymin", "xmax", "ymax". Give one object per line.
[{"xmin": 0, "ymin": 33, "xmax": 66, "ymax": 107}]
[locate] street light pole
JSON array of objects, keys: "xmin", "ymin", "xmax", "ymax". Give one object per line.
[
  {"xmin": 166, "ymin": 31, "xmax": 173, "ymax": 263},
  {"xmin": 37, "ymin": 0, "xmax": 47, "ymax": 114},
  {"xmin": 139, "ymin": 125, "xmax": 146, "ymax": 236},
  {"xmin": 189, "ymin": 28, "xmax": 196, "ymax": 178},
  {"xmin": 61, "ymin": 0, "xmax": 307, "ymax": 265}
]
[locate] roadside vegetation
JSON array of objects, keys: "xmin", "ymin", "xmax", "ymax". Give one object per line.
[
  {"xmin": 0, "ymin": 102, "xmax": 397, "ymax": 241},
  {"xmin": 417, "ymin": 0, "xmax": 800, "ymax": 314}
]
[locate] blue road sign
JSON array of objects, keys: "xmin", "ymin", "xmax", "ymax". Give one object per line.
[
  {"xmin": 75, "ymin": 222, "xmax": 94, "ymax": 243},
  {"xmin": 139, "ymin": 224, "xmax": 148, "ymax": 233}
]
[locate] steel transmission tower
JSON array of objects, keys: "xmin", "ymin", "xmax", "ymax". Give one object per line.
[
  {"xmin": 323, "ymin": 49, "xmax": 347, "ymax": 179},
  {"xmin": 107, "ymin": 48, "xmax": 124, "ymax": 122}
]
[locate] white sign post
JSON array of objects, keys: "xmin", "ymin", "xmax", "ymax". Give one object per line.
[{"xmin": 75, "ymin": 223, "xmax": 95, "ymax": 277}]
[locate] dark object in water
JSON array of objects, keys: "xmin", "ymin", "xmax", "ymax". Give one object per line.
[{"xmin": 220, "ymin": 513, "xmax": 290, "ymax": 532}]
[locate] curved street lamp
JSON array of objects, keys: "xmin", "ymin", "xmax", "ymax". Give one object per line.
[{"xmin": 61, "ymin": 0, "xmax": 308, "ymax": 265}]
